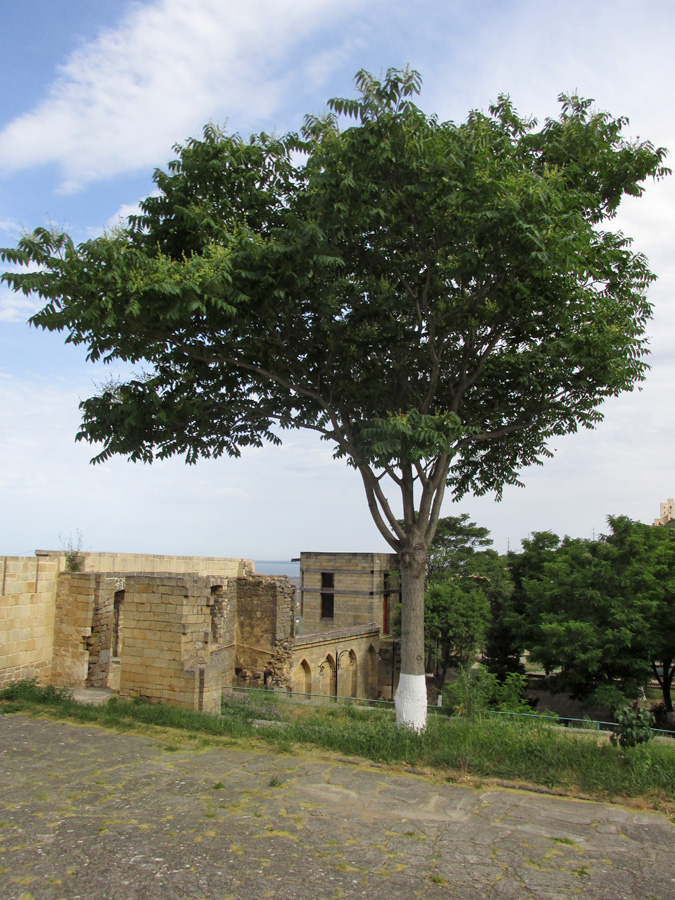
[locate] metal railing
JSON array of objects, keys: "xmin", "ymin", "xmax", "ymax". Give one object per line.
[{"xmin": 223, "ymin": 685, "xmax": 675, "ymax": 738}]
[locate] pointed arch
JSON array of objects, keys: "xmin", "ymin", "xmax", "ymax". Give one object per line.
[
  {"xmin": 292, "ymin": 658, "xmax": 312, "ymax": 695},
  {"xmin": 320, "ymin": 654, "xmax": 336, "ymax": 696}
]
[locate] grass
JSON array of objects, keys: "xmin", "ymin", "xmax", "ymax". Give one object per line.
[{"xmin": 2, "ymin": 680, "xmax": 675, "ymax": 812}]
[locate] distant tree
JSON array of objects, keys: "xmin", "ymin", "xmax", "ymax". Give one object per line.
[
  {"xmin": 426, "ymin": 513, "xmax": 493, "ymax": 582},
  {"xmin": 425, "ymin": 577, "xmax": 491, "ymax": 685},
  {"xmin": 481, "ymin": 553, "xmax": 522, "ymax": 682},
  {"xmin": 1, "ymin": 69, "xmax": 668, "ymax": 730},
  {"xmin": 424, "ymin": 515, "xmax": 513, "ymax": 685},
  {"xmin": 509, "ymin": 518, "xmax": 675, "ymax": 715}
]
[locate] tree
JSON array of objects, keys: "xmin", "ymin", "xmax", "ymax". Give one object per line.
[
  {"xmin": 426, "ymin": 513, "xmax": 493, "ymax": 582},
  {"xmin": 423, "ymin": 515, "xmax": 513, "ymax": 686},
  {"xmin": 508, "ymin": 518, "xmax": 675, "ymax": 716},
  {"xmin": 425, "ymin": 578, "xmax": 490, "ymax": 686},
  {"xmin": 1, "ymin": 69, "xmax": 668, "ymax": 729}
]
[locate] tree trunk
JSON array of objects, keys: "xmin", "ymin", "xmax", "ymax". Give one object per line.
[
  {"xmin": 395, "ymin": 541, "xmax": 428, "ymax": 730},
  {"xmin": 661, "ymin": 658, "xmax": 673, "ymax": 719}
]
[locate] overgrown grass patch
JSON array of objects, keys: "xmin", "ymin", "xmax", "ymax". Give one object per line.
[{"xmin": 2, "ymin": 680, "xmax": 674, "ymax": 810}]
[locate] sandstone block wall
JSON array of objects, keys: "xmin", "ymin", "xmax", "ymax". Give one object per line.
[
  {"xmin": 51, "ymin": 573, "xmax": 96, "ymax": 688},
  {"xmin": 86, "ymin": 576, "xmax": 123, "ymax": 688},
  {"xmin": 234, "ymin": 575, "xmax": 295, "ymax": 689},
  {"xmin": 0, "ymin": 555, "xmax": 59, "ymax": 688},
  {"xmin": 299, "ymin": 552, "xmax": 399, "ymax": 634},
  {"xmin": 119, "ymin": 575, "xmax": 234, "ymax": 714},
  {"xmin": 291, "ymin": 626, "xmax": 380, "ymax": 699},
  {"xmin": 37, "ymin": 550, "xmax": 254, "ymax": 578}
]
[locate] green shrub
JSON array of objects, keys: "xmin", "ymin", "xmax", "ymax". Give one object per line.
[
  {"xmin": 494, "ymin": 672, "xmax": 531, "ymax": 713},
  {"xmin": 610, "ymin": 706, "xmax": 654, "ymax": 748},
  {"xmin": 443, "ymin": 665, "xmax": 497, "ymax": 718}
]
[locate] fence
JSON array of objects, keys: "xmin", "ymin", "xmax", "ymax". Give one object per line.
[{"xmin": 224, "ymin": 685, "xmax": 675, "ymax": 738}]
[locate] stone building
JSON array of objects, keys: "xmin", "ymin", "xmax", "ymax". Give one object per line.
[
  {"xmin": 0, "ymin": 551, "xmax": 294, "ymax": 714},
  {"xmin": 653, "ymin": 498, "xmax": 675, "ymax": 526},
  {"xmin": 289, "ymin": 551, "xmax": 401, "ymax": 701},
  {"xmin": 1, "ymin": 547, "xmax": 402, "ymax": 709}
]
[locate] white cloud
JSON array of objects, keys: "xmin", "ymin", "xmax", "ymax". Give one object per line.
[
  {"xmin": 0, "ymin": 0, "xmax": 362, "ymax": 192},
  {"xmin": 0, "ymin": 285, "xmax": 43, "ymax": 323},
  {"xmin": 0, "ymin": 258, "xmax": 45, "ymax": 322},
  {"xmin": 0, "ymin": 217, "xmax": 21, "ymax": 236}
]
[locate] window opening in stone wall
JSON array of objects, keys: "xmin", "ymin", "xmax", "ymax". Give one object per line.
[
  {"xmin": 112, "ymin": 590, "xmax": 124, "ymax": 658},
  {"xmin": 320, "ymin": 571, "xmax": 334, "ymax": 619},
  {"xmin": 210, "ymin": 585, "xmax": 225, "ymax": 644}
]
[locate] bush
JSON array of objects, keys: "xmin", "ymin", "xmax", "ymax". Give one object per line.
[
  {"xmin": 444, "ymin": 666, "xmax": 532, "ymax": 718},
  {"xmin": 494, "ymin": 672, "xmax": 531, "ymax": 713},
  {"xmin": 443, "ymin": 665, "xmax": 497, "ymax": 718},
  {"xmin": 611, "ymin": 706, "xmax": 654, "ymax": 748}
]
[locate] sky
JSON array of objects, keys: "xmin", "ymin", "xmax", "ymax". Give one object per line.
[{"xmin": 1, "ymin": 0, "xmax": 674, "ymax": 560}]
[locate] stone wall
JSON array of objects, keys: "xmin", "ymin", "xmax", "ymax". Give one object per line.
[
  {"xmin": 234, "ymin": 575, "xmax": 295, "ymax": 689},
  {"xmin": 119, "ymin": 574, "xmax": 234, "ymax": 714},
  {"xmin": 51, "ymin": 573, "xmax": 96, "ymax": 688},
  {"xmin": 86, "ymin": 577, "xmax": 123, "ymax": 688},
  {"xmin": 1, "ymin": 551, "xmax": 298, "ymax": 712},
  {"xmin": 0, "ymin": 554, "xmax": 59, "ymax": 688},
  {"xmin": 291, "ymin": 626, "xmax": 380, "ymax": 699},
  {"xmin": 37, "ymin": 550, "xmax": 254, "ymax": 578},
  {"xmin": 299, "ymin": 551, "xmax": 399, "ymax": 635}
]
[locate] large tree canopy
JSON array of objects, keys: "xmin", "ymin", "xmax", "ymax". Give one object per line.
[
  {"xmin": 1, "ymin": 68, "xmax": 668, "ymax": 729},
  {"xmin": 508, "ymin": 517, "xmax": 675, "ymax": 716}
]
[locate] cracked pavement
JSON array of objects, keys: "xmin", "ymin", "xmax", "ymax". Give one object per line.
[{"xmin": 1, "ymin": 714, "xmax": 674, "ymax": 900}]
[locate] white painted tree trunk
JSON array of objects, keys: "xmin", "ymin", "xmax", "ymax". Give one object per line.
[{"xmin": 394, "ymin": 543, "xmax": 428, "ymax": 730}]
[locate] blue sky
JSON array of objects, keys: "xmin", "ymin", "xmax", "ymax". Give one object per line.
[{"xmin": 1, "ymin": 0, "xmax": 674, "ymax": 559}]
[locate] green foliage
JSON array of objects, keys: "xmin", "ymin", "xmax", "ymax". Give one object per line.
[
  {"xmin": 0, "ymin": 678, "xmax": 73, "ymax": 705},
  {"xmin": 494, "ymin": 672, "xmax": 531, "ymax": 713},
  {"xmin": 426, "ymin": 514, "xmax": 494, "ymax": 582},
  {"xmin": 424, "ymin": 515, "xmax": 517, "ymax": 684},
  {"xmin": 425, "ymin": 578, "xmax": 490, "ymax": 679},
  {"xmin": 611, "ymin": 706, "xmax": 655, "ymax": 748},
  {"xmin": 443, "ymin": 665, "xmax": 531, "ymax": 718},
  {"xmin": 443, "ymin": 665, "xmax": 499, "ymax": 718},
  {"xmin": 221, "ymin": 689, "xmax": 284, "ymax": 722},
  {"xmin": 2, "ymin": 71, "xmax": 666, "ymax": 527},
  {"xmin": 508, "ymin": 517, "xmax": 675, "ymax": 712}
]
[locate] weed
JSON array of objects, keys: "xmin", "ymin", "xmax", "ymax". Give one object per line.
[
  {"xmin": 60, "ymin": 529, "xmax": 84, "ymax": 572},
  {"xmin": 213, "ymin": 782, "xmax": 225, "ymax": 790},
  {"xmin": 268, "ymin": 776, "xmax": 282, "ymax": 787}
]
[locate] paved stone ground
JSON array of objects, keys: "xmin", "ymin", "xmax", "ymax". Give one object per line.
[{"xmin": 1, "ymin": 713, "xmax": 674, "ymax": 900}]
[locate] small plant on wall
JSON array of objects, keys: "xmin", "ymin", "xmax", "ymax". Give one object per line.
[{"xmin": 60, "ymin": 529, "xmax": 84, "ymax": 573}]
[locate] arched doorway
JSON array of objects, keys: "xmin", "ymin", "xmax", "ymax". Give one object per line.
[
  {"xmin": 292, "ymin": 658, "xmax": 312, "ymax": 696},
  {"xmin": 366, "ymin": 644, "xmax": 378, "ymax": 698},
  {"xmin": 320, "ymin": 654, "xmax": 336, "ymax": 696},
  {"xmin": 348, "ymin": 650, "xmax": 358, "ymax": 697}
]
